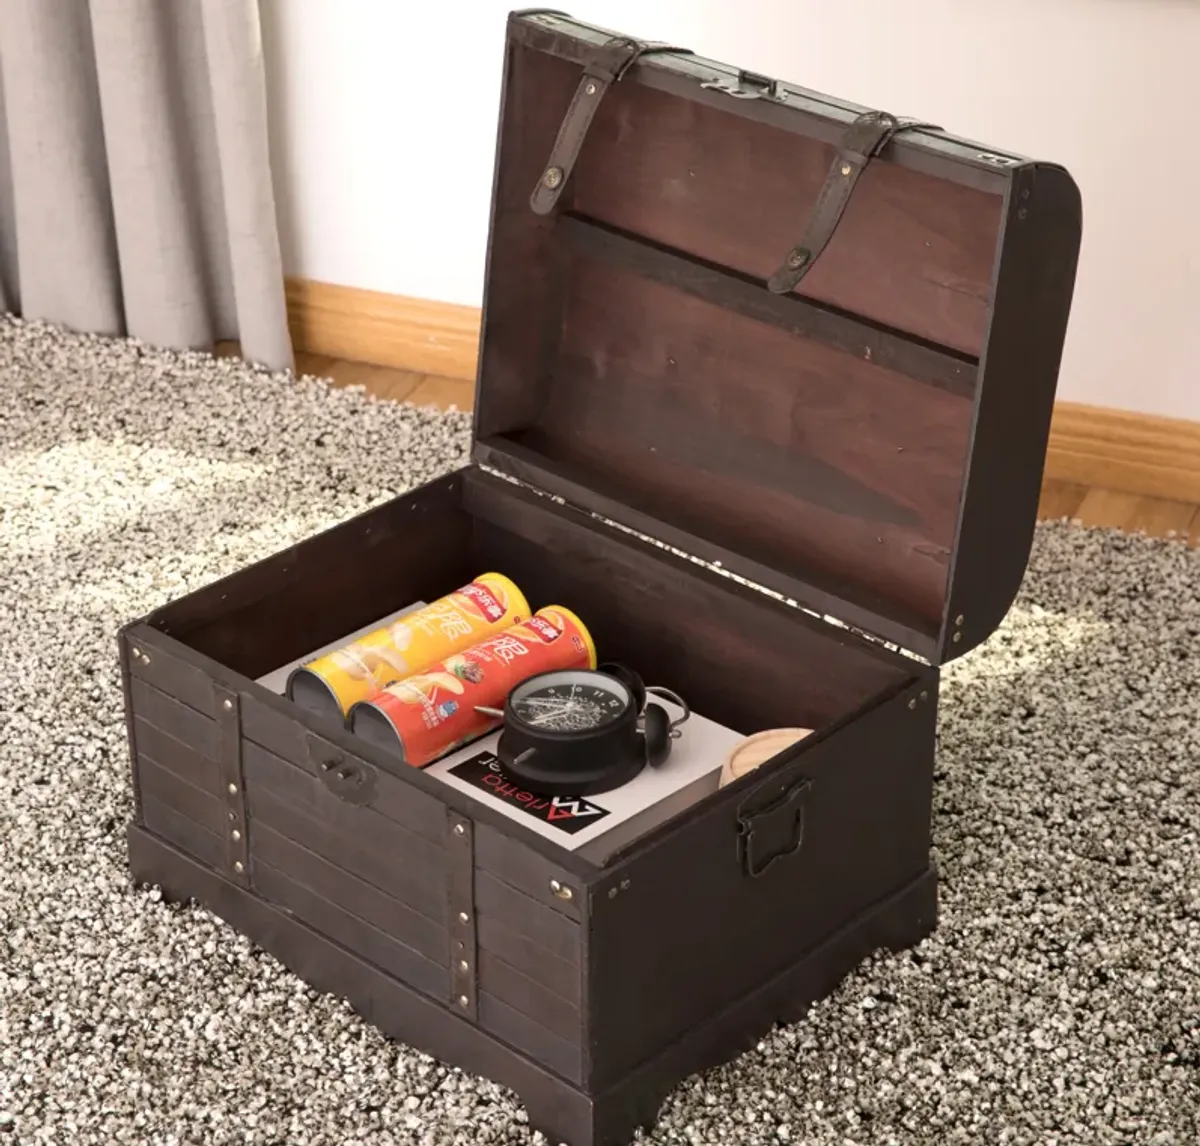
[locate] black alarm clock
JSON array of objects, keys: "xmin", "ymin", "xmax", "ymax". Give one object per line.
[{"xmin": 490, "ymin": 662, "xmax": 689, "ymax": 796}]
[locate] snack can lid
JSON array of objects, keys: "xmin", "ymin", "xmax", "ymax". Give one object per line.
[{"xmin": 536, "ymin": 605, "xmax": 597, "ymax": 669}]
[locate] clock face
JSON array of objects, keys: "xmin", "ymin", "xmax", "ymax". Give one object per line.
[{"xmin": 509, "ymin": 670, "xmax": 632, "ymax": 734}]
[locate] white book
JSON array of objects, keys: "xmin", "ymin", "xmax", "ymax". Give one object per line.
[{"xmin": 425, "ymin": 696, "xmax": 743, "ymax": 858}]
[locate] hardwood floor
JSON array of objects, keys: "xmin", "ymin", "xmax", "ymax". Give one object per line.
[{"xmin": 293, "ymin": 351, "xmax": 1200, "ymax": 545}]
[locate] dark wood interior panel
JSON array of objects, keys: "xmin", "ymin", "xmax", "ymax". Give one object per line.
[
  {"xmin": 250, "ymin": 823, "xmax": 447, "ymax": 965},
  {"xmin": 517, "ymin": 258, "xmax": 971, "ymax": 634},
  {"xmin": 567, "ymin": 63, "xmax": 1004, "ymax": 356},
  {"xmin": 244, "ymin": 775, "xmax": 447, "ymax": 925},
  {"xmin": 149, "ymin": 472, "xmax": 474, "ymax": 680},
  {"xmin": 475, "ymin": 43, "xmax": 582, "ymax": 440},
  {"xmin": 252, "ymin": 861, "xmax": 447, "ymax": 1002},
  {"xmin": 466, "ymin": 476, "xmax": 910, "ymax": 737}
]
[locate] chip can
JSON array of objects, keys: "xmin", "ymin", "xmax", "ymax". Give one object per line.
[
  {"xmin": 349, "ymin": 606, "xmax": 596, "ymax": 767},
  {"xmin": 287, "ymin": 572, "xmax": 530, "ymax": 721}
]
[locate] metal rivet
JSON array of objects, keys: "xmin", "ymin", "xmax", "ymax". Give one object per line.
[
  {"xmin": 141, "ymin": 653, "xmax": 151, "ymax": 665},
  {"xmin": 227, "ymin": 811, "xmax": 236, "ymax": 822},
  {"xmin": 222, "ymin": 698, "xmax": 234, "ymax": 711},
  {"xmin": 454, "ymin": 823, "xmax": 466, "ymax": 837},
  {"xmin": 840, "ymin": 163, "xmax": 852, "ymax": 176},
  {"xmin": 233, "ymin": 861, "xmax": 244, "ymax": 873},
  {"xmin": 459, "ymin": 960, "xmax": 469, "ymax": 973},
  {"xmin": 131, "ymin": 648, "xmax": 141, "ymax": 660},
  {"xmin": 227, "ymin": 783, "xmax": 238, "ymax": 795},
  {"xmin": 1017, "ymin": 207, "xmax": 1028, "ymax": 220},
  {"xmin": 955, "ymin": 614, "xmax": 964, "ymax": 626},
  {"xmin": 585, "ymin": 80, "xmax": 598, "ymax": 95},
  {"xmin": 787, "ymin": 250, "xmax": 807, "ymax": 269},
  {"xmin": 920, "ymin": 691, "xmax": 928, "ymax": 702},
  {"xmin": 550, "ymin": 879, "xmax": 573, "ymax": 901},
  {"xmin": 231, "ymin": 829, "xmax": 241, "ymax": 841},
  {"xmin": 953, "ymin": 632, "xmax": 963, "ymax": 643},
  {"xmin": 608, "ymin": 887, "xmax": 618, "ymax": 899},
  {"xmin": 458, "ymin": 995, "xmax": 469, "ymax": 1007},
  {"xmin": 458, "ymin": 911, "xmax": 470, "ymax": 924},
  {"xmin": 908, "ymin": 698, "xmax": 916, "ymax": 710},
  {"xmin": 620, "ymin": 878, "xmax": 631, "ymax": 890},
  {"xmin": 543, "ymin": 166, "xmax": 563, "ymax": 189}
]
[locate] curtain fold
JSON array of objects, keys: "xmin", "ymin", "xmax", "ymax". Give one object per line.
[{"xmin": 0, "ymin": 0, "xmax": 292, "ymax": 371}]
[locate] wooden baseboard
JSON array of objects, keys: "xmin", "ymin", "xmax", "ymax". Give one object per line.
[
  {"xmin": 1045, "ymin": 402, "xmax": 1200, "ymax": 504},
  {"xmin": 286, "ymin": 278, "xmax": 1200, "ymax": 503},
  {"xmin": 285, "ymin": 278, "xmax": 481, "ymax": 381}
]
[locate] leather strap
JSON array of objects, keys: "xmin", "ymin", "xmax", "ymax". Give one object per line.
[
  {"xmin": 531, "ymin": 37, "xmax": 692, "ymax": 215},
  {"xmin": 767, "ymin": 111, "xmax": 940, "ymax": 294}
]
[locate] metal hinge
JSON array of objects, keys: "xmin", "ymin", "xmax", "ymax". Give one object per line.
[{"xmin": 477, "ymin": 464, "xmax": 928, "ymax": 666}]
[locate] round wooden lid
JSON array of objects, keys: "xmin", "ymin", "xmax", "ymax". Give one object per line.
[{"xmin": 719, "ymin": 727, "xmax": 813, "ymax": 788}]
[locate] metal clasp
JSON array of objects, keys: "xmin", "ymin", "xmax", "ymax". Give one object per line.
[{"xmin": 701, "ymin": 68, "xmax": 788, "ymax": 102}]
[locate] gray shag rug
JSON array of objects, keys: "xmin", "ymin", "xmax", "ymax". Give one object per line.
[{"xmin": 1, "ymin": 317, "xmax": 1197, "ymax": 1146}]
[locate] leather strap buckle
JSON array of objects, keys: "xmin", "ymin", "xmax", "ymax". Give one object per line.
[
  {"xmin": 530, "ymin": 36, "xmax": 692, "ymax": 215},
  {"xmin": 767, "ymin": 111, "xmax": 941, "ymax": 294}
]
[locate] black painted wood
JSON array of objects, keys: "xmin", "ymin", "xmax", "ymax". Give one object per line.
[
  {"xmin": 586, "ymin": 684, "xmax": 935, "ymax": 1089},
  {"xmin": 127, "ymin": 827, "xmax": 599, "ymax": 1141},
  {"xmin": 117, "ymin": 13, "xmax": 1080, "ymax": 1146},
  {"xmin": 130, "ymin": 678, "xmax": 216, "ymax": 758},
  {"xmin": 477, "ymin": 913, "xmax": 580, "ymax": 1007},
  {"xmin": 476, "ymin": 871, "xmax": 581, "ymax": 968},
  {"xmin": 137, "ymin": 757, "xmax": 226, "ymax": 835},
  {"xmin": 243, "ymin": 773, "xmax": 447, "ymax": 924},
  {"xmin": 129, "ymin": 825, "xmax": 936, "ymax": 1145},
  {"xmin": 249, "ymin": 822, "xmax": 448, "ymax": 966},
  {"xmin": 134, "ymin": 718, "xmax": 222, "ymax": 797},
  {"xmin": 253, "ymin": 861, "xmax": 448, "ymax": 1002}
]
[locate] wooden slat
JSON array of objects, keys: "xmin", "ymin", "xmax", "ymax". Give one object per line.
[
  {"xmin": 130, "ymin": 638, "xmax": 216, "ymax": 716},
  {"xmin": 1121, "ymin": 496, "xmax": 1198, "ymax": 540},
  {"xmin": 240, "ymin": 699, "xmax": 446, "ymax": 845},
  {"xmin": 142, "ymin": 795, "xmax": 224, "ymax": 870},
  {"xmin": 475, "ymin": 823, "xmax": 583, "ymax": 922},
  {"xmin": 250, "ymin": 822, "xmax": 447, "ymax": 965},
  {"xmin": 1047, "ymin": 401, "xmax": 1200, "ymax": 504},
  {"xmin": 244, "ymin": 771, "xmax": 447, "ymax": 925},
  {"xmin": 130, "ymin": 679, "xmax": 217, "ymax": 759},
  {"xmin": 134, "ymin": 718, "xmax": 222, "ymax": 797},
  {"xmin": 478, "ymin": 951, "xmax": 580, "ymax": 1043},
  {"xmin": 475, "ymin": 871, "xmax": 580, "ymax": 968},
  {"xmin": 1036, "ymin": 479, "xmax": 1086, "ymax": 522},
  {"xmin": 138, "ymin": 757, "xmax": 226, "ymax": 835},
  {"xmin": 477, "ymin": 914, "xmax": 580, "ymax": 1007},
  {"xmin": 405, "ymin": 375, "xmax": 476, "ymax": 410},
  {"xmin": 286, "ymin": 277, "xmax": 480, "ymax": 381},
  {"xmin": 478, "ymin": 992, "xmax": 582, "ymax": 1085},
  {"xmin": 324, "ymin": 360, "xmax": 425, "ymax": 402},
  {"xmin": 252, "ymin": 862, "xmax": 447, "ymax": 1001}
]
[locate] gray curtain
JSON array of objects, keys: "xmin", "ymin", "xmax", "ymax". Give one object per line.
[{"xmin": 0, "ymin": 0, "xmax": 293, "ymax": 371}]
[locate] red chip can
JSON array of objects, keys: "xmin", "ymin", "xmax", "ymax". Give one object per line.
[{"xmin": 349, "ymin": 606, "xmax": 596, "ymax": 768}]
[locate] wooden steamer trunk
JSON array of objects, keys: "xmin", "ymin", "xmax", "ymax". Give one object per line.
[{"xmin": 119, "ymin": 11, "xmax": 1081, "ymax": 1146}]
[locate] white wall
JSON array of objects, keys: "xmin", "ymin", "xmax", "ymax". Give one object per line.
[{"xmin": 260, "ymin": 0, "xmax": 1200, "ymax": 422}]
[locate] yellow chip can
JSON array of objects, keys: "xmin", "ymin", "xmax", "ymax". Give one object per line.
[{"xmin": 287, "ymin": 572, "xmax": 530, "ymax": 721}]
